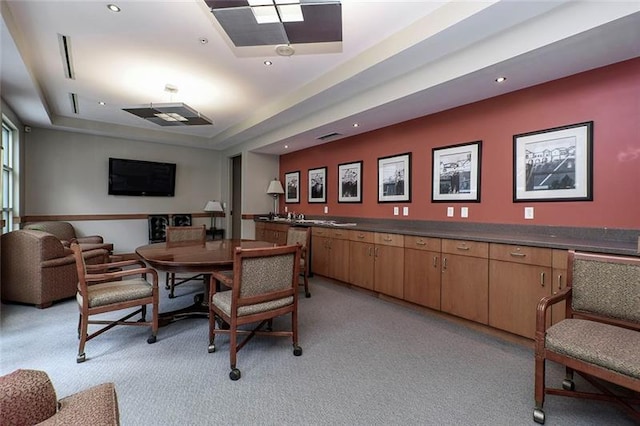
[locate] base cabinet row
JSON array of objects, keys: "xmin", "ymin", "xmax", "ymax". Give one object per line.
[{"xmin": 311, "ymin": 227, "xmax": 568, "ymax": 340}]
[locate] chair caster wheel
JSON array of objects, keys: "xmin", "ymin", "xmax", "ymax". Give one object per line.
[
  {"xmin": 533, "ymin": 408, "xmax": 545, "ymax": 424},
  {"xmin": 230, "ymin": 368, "xmax": 241, "ymax": 381},
  {"xmin": 165, "ymin": 284, "xmax": 170, "ymax": 290},
  {"xmin": 147, "ymin": 335, "xmax": 157, "ymax": 344},
  {"xmin": 194, "ymin": 294, "xmax": 203, "ymax": 304},
  {"xmin": 168, "ymin": 294, "xmax": 175, "ymax": 299},
  {"xmin": 305, "ymin": 292, "xmax": 311, "ymax": 298},
  {"xmin": 293, "ymin": 345, "xmax": 302, "ymax": 356},
  {"xmin": 562, "ymin": 379, "xmax": 575, "ymax": 391},
  {"xmin": 77, "ymin": 353, "xmax": 86, "ymax": 363},
  {"xmin": 208, "ymin": 344, "xmax": 216, "ymax": 353}
]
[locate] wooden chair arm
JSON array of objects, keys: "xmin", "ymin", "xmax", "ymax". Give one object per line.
[
  {"xmin": 86, "ymin": 267, "xmax": 158, "ymax": 286},
  {"xmin": 535, "ymin": 287, "xmax": 571, "ymax": 334},
  {"xmin": 86, "ymin": 259, "xmax": 146, "ymax": 272}
]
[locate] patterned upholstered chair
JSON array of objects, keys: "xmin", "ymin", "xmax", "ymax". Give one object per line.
[
  {"xmin": 164, "ymin": 225, "xmax": 206, "ymax": 298},
  {"xmin": 23, "ymin": 221, "xmax": 113, "ymax": 253},
  {"xmin": 1, "ymin": 230, "xmax": 107, "ymax": 308},
  {"xmin": 71, "ymin": 243, "xmax": 159, "ymax": 363},
  {"xmin": 533, "ymin": 250, "xmax": 640, "ymax": 424},
  {"xmin": 208, "ymin": 244, "xmax": 302, "ymax": 380},
  {"xmin": 0, "ymin": 369, "xmax": 120, "ymax": 425},
  {"xmin": 286, "ymin": 226, "xmax": 311, "ymax": 298}
]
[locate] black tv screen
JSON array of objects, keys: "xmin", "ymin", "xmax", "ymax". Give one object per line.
[{"xmin": 108, "ymin": 158, "xmax": 176, "ymax": 197}]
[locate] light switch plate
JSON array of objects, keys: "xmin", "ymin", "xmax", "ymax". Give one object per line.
[
  {"xmin": 393, "ymin": 206, "xmax": 399, "ymax": 216},
  {"xmin": 461, "ymin": 207, "xmax": 469, "ymax": 218},
  {"xmin": 525, "ymin": 207, "xmax": 534, "ymax": 220},
  {"xmin": 447, "ymin": 207, "xmax": 454, "ymax": 217},
  {"xmin": 284, "ymin": 206, "xmax": 288, "ymax": 213},
  {"xmin": 403, "ymin": 206, "xmax": 409, "ymax": 216},
  {"xmin": 324, "ymin": 206, "xmax": 328, "ymax": 214}
]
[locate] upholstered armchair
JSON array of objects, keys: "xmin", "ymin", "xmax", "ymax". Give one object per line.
[
  {"xmin": 23, "ymin": 221, "xmax": 113, "ymax": 253},
  {"xmin": 0, "ymin": 369, "xmax": 120, "ymax": 425},
  {"xmin": 1, "ymin": 230, "xmax": 107, "ymax": 308}
]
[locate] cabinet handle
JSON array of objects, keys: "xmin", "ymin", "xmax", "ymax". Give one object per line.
[
  {"xmin": 540, "ymin": 272, "xmax": 545, "ymax": 287},
  {"xmin": 557, "ymin": 274, "xmax": 563, "ymax": 289},
  {"xmin": 456, "ymin": 245, "xmax": 470, "ymax": 251},
  {"xmin": 368, "ymin": 247, "xmax": 372, "ymax": 257},
  {"xmin": 432, "ymin": 256, "xmax": 438, "ymax": 268},
  {"xmin": 357, "ymin": 234, "xmax": 365, "ymax": 239},
  {"xmin": 383, "ymin": 236, "xmax": 393, "ymax": 242},
  {"xmin": 415, "ymin": 240, "xmax": 426, "ymax": 246},
  {"xmin": 374, "ymin": 247, "xmax": 379, "ymax": 257},
  {"xmin": 442, "ymin": 257, "xmax": 448, "ymax": 270},
  {"xmin": 509, "ymin": 252, "xmax": 526, "ymax": 257},
  {"xmin": 335, "ymin": 232, "xmax": 343, "ymax": 237}
]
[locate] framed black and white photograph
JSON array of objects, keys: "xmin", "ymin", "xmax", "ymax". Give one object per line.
[
  {"xmin": 338, "ymin": 161, "xmax": 362, "ymax": 203},
  {"xmin": 432, "ymin": 141, "xmax": 482, "ymax": 202},
  {"xmin": 513, "ymin": 121, "xmax": 593, "ymax": 202},
  {"xmin": 284, "ymin": 171, "xmax": 300, "ymax": 204},
  {"xmin": 308, "ymin": 167, "xmax": 327, "ymax": 203},
  {"xmin": 378, "ymin": 153, "xmax": 411, "ymax": 203}
]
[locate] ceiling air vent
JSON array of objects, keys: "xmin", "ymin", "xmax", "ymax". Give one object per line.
[
  {"xmin": 58, "ymin": 34, "xmax": 75, "ymax": 79},
  {"xmin": 69, "ymin": 93, "xmax": 79, "ymax": 114},
  {"xmin": 316, "ymin": 132, "xmax": 342, "ymax": 141}
]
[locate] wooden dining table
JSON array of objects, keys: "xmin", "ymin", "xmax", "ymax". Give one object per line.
[{"xmin": 136, "ymin": 239, "xmax": 276, "ymax": 325}]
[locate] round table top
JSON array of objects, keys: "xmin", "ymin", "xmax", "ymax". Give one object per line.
[{"xmin": 136, "ymin": 239, "xmax": 275, "ymax": 273}]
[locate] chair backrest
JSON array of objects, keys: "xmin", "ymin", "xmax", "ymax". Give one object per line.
[
  {"xmin": 70, "ymin": 243, "xmax": 90, "ymax": 303},
  {"xmin": 24, "ymin": 221, "xmax": 76, "ymax": 242},
  {"xmin": 148, "ymin": 215, "xmax": 169, "ymax": 243},
  {"xmin": 165, "ymin": 225, "xmax": 206, "ymax": 247},
  {"xmin": 233, "ymin": 244, "xmax": 301, "ymax": 303},
  {"xmin": 568, "ymin": 250, "xmax": 640, "ymax": 324},
  {"xmin": 286, "ymin": 227, "xmax": 310, "ymax": 251}
]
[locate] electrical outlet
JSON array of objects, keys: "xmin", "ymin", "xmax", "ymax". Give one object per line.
[
  {"xmin": 403, "ymin": 206, "xmax": 409, "ymax": 216},
  {"xmin": 393, "ymin": 206, "xmax": 399, "ymax": 216},
  {"xmin": 447, "ymin": 206, "xmax": 454, "ymax": 217},
  {"xmin": 324, "ymin": 206, "xmax": 328, "ymax": 214},
  {"xmin": 461, "ymin": 207, "xmax": 469, "ymax": 218},
  {"xmin": 525, "ymin": 207, "xmax": 534, "ymax": 220}
]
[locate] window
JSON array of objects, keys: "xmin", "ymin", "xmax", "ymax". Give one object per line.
[{"xmin": 2, "ymin": 118, "xmax": 16, "ymax": 234}]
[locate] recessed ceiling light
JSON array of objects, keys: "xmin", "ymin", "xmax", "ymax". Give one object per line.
[
  {"xmin": 199, "ymin": 37, "xmax": 208, "ymax": 44},
  {"xmin": 352, "ymin": 123, "xmax": 359, "ymax": 128},
  {"xmin": 495, "ymin": 76, "xmax": 507, "ymax": 83},
  {"xmin": 284, "ymin": 145, "xmax": 289, "ymax": 149},
  {"xmin": 264, "ymin": 60, "xmax": 273, "ymax": 66},
  {"xmin": 99, "ymin": 101, "xmax": 106, "ymax": 106},
  {"xmin": 107, "ymin": 4, "xmax": 121, "ymax": 12}
]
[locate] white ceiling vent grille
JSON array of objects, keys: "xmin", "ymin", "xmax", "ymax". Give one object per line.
[
  {"xmin": 316, "ymin": 132, "xmax": 342, "ymax": 141},
  {"xmin": 58, "ymin": 34, "xmax": 75, "ymax": 79}
]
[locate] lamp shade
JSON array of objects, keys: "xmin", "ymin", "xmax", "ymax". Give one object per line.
[
  {"xmin": 266, "ymin": 180, "xmax": 284, "ymax": 195},
  {"xmin": 203, "ymin": 200, "xmax": 224, "ymax": 212}
]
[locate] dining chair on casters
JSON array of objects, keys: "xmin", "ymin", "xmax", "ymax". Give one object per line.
[
  {"xmin": 71, "ymin": 243, "xmax": 159, "ymax": 363},
  {"xmin": 286, "ymin": 226, "xmax": 311, "ymax": 297},
  {"xmin": 208, "ymin": 244, "xmax": 303, "ymax": 381},
  {"xmin": 165, "ymin": 225, "xmax": 206, "ymax": 298}
]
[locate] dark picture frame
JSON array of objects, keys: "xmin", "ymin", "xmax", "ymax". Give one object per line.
[
  {"xmin": 284, "ymin": 171, "xmax": 300, "ymax": 204},
  {"xmin": 338, "ymin": 161, "xmax": 363, "ymax": 203},
  {"xmin": 378, "ymin": 153, "xmax": 411, "ymax": 203},
  {"xmin": 432, "ymin": 141, "xmax": 482, "ymax": 202},
  {"xmin": 513, "ymin": 121, "xmax": 593, "ymax": 202},
  {"xmin": 308, "ymin": 167, "xmax": 327, "ymax": 203}
]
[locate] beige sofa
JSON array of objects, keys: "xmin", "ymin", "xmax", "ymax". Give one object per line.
[
  {"xmin": 0, "ymin": 369, "xmax": 119, "ymax": 425},
  {"xmin": 23, "ymin": 221, "xmax": 114, "ymax": 253},
  {"xmin": 1, "ymin": 230, "xmax": 107, "ymax": 308}
]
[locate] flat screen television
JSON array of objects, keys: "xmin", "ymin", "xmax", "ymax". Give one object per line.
[{"xmin": 108, "ymin": 157, "xmax": 176, "ymax": 196}]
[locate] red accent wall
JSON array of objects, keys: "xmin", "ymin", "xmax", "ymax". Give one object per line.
[{"xmin": 280, "ymin": 58, "xmax": 640, "ymax": 229}]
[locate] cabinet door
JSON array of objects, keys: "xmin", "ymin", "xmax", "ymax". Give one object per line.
[
  {"xmin": 404, "ymin": 249, "xmax": 440, "ymax": 310},
  {"xmin": 489, "ymin": 260, "xmax": 551, "ymax": 338},
  {"xmin": 441, "ymin": 254, "xmax": 489, "ymax": 324},
  {"xmin": 311, "ymin": 235, "xmax": 330, "ymax": 277},
  {"xmin": 349, "ymin": 240, "xmax": 374, "ymax": 290},
  {"xmin": 330, "ymin": 237, "xmax": 350, "ymax": 282},
  {"xmin": 255, "ymin": 222, "xmax": 267, "ymax": 241},
  {"xmin": 374, "ymin": 245, "xmax": 404, "ymax": 299}
]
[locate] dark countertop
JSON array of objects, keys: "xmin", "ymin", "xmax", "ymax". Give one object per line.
[{"xmin": 255, "ymin": 216, "xmax": 640, "ymax": 257}]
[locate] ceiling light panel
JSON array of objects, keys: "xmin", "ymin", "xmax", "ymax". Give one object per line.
[
  {"xmin": 277, "ymin": 4, "xmax": 303, "ymax": 22},
  {"xmin": 252, "ymin": 5, "xmax": 279, "ymax": 24}
]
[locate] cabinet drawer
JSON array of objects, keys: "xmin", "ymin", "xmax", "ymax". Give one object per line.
[
  {"xmin": 374, "ymin": 232, "xmax": 404, "ymax": 247},
  {"xmin": 312, "ymin": 227, "xmax": 329, "ymax": 237},
  {"xmin": 329, "ymin": 229, "xmax": 349, "ymax": 240},
  {"xmin": 404, "ymin": 236, "xmax": 441, "ymax": 252},
  {"xmin": 349, "ymin": 230, "xmax": 374, "ymax": 243},
  {"xmin": 442, "ymin": 239, "xmax": 488, "ymax": 258},
  {"xmin": 489, "ymin": 243, "xmax": 551, "ymax": 266}
]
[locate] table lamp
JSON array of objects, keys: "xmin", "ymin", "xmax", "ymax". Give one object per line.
[
  {"xmin": 266, "ymin": 179, "xmax": 284, "ymax": 215},
  {"xmin": 203, "ymin": 200, "xmax": 224, "ymax": 230}
]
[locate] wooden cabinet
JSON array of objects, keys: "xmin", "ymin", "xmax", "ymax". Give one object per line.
[
  {"xmin": 311, "ymin": 227, "xmax": 349, "ymax": 282},
  {"xmin": 404, "ymin": 236, "xmax": 441, "ymax": 310},
  {"xmin": 441, "ymin": 239, "xmax": 489, "ymax": 324},
  {"xmin": 255, "ymin": 222, "xmax": 289, "ymax": 245},
  {"xmin": 551, "ymin": 249, "xmax": 568, "ymax": 325},
  {"xmin": 489, "ymin": 243, "xmax": 552, "ymax": 339},
  {"xmin": 349, "ymin": 230, "xmax": 374, "ymax": 290},
  {"xmin": 373, "ymin": 233, "xmax": 404, "ymax": 299}
]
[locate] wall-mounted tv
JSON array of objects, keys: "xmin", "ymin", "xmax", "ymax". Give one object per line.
[{"xmin": 108, "ymin": 157, "xmax": 176, "ymax": 197}]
